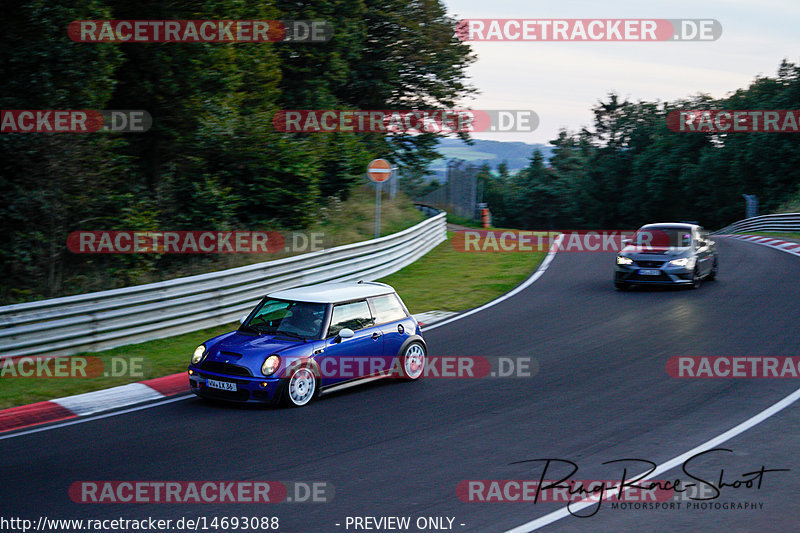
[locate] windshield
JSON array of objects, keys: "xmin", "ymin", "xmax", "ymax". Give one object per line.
[
  {"xmin": 631, "ymin": 228, "xmax": 692, "ymax": 249},
  {"xmin": 242, "ymin": 298, "xmax": 326, "ymax": 339}
]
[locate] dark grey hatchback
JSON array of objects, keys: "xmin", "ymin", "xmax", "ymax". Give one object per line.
[{"xmin": 614, "ymin": 223, "xmax": 718, "ymax": 290}]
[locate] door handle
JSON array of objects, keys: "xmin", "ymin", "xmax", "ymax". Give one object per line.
[{"xmin": 371, "ymin": 332, "xmax": 382, "ymax": 340}]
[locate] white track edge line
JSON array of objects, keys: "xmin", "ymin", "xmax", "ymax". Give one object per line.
[
  {"xmin": 504, "ymin": 384, "xmax": 800, "ymax": 532},
  {"xmin": 0, "ymin": 395, "xmax": 191, "ymax": 441},
  {"xmin": 423, "ymin": 235, "xmax": 562, "ymax": 332}
]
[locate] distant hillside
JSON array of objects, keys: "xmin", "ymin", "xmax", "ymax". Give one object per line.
[{"xmin": 427, "ymin": 138, "xmax": 553, "ymax": 180}]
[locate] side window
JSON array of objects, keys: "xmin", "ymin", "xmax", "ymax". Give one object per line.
[
  {"xmin": 327, "ymin": 300, "xmax": 374, "ymax": 337},
  {"xmin": 369, "ymin": 294, "xmax": 408, "ymax": 325}
]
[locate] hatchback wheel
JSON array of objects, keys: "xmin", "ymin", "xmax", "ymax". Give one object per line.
[
  {"xmin": 284, "ymin": 366, "xmax": 317, "ymax": 407},
  {"xmin": 398, "ymin": 342, "xmax": 426, "ymax": 380},
  {"xmin": 690, "ymin": 268, "xmax": 702, "ymax": 289},
  {"xmin": 707, "ymin": 259, "xmax": 718, "ymax": 281}
]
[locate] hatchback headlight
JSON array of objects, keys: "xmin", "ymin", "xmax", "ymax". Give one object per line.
[
  {"xmin": 616, "ymin": 255, "xmax": 633, "ymax": 265},
  {"xmin": 668, "ymin": 257, "xmax": 695, "ymax": 268},
  {"xmin": 262, "ymin": 355, "xmax": 281, "ymax": 376},
  {"xmin": 191, "ymin": 345, "xmax": 206, "ymax": 364}
]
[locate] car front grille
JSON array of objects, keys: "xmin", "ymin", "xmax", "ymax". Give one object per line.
[
  {"xmin": 629, "ymin": 272, "xmax": 672, "ymax": 282},
  {"xmin": 634, "ymin": 260, "xmax": 665, "ymax": 268},
  {"xmin": 200, "ymin": 361, "xmax": 252, "ymax": 377}
]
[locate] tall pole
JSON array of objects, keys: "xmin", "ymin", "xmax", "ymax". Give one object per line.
[
  {"xmin": 366, "ymin": 158, "xmax": 391, "ymax": 239},
  {"xmin": 389, "ymin": 166, "xmax": 398, "ymax": 200},
  {"xmin": 375, "ymin": 181, "xmax": 382, "ymax": 238}
]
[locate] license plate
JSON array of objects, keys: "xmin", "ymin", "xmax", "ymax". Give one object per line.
[
  {"xmin": 639, "ymin": 269, "xmax": 661, "ymax": 276},
  {"xmin": 207, "ymin": 379, "xmax": 237, "ymax": 391}
]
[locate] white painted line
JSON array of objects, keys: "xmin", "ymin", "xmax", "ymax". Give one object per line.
[
  {"xmin": 504, "ymin": 384, "xmax": 800, "ymax": 532},
  {"xmin": 424, "ymin": 235, "xmax": 562, "ymax": 332},
  {"xmin": 0, "ymin": 395, "xmax": 191, "ymax": 441},
  {"xmin": 52, "ymin": 383, "xmax": 164, "ymax": 417},
  {"xmin": 415, "ymin": 310, "xmax": 458, "ymax": 327}
]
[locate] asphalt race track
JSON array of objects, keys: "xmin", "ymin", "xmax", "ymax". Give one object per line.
[{"xmin": 2, "ymin": 237, "xmax": 799, "ymax": 532}]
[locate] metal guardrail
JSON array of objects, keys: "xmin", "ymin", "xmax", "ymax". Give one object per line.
[
  {"xmin": 714, "ymin": 213, "xmax": 800, "ymax": 235},
  {"xmin": 0, "ymin": 213, "xmax": 447, "ymax": 360},
  {"xmin": 414, "ymin": 203, "xmax": 444, "ymax": 218}
]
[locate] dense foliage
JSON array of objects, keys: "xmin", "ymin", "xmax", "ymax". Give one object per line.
[{"xmin": 0, "ymin": 0, "xmax": 475, "ymax": 303}]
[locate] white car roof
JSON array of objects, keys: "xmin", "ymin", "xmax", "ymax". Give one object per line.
[
  {"xmin": 640, "ymin": 222, "xmax": 698, "ymax": 230},
  {"xmin": 267, "ymin": 281, "xmax": 396, "ymax": 304}
]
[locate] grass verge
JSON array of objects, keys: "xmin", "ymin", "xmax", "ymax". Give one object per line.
[
  {"xmin": 0, "ymin": 232, "xmax": 544, "ymax": 409},
  {"xmin": 379, "ymin": 232, "xmax": 545, "ymax": 314}
]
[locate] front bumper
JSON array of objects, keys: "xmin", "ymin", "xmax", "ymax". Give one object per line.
[
  {"xmin": 614, "ymin": 264, "xmax": 694, "ymax": 285},
  {"xmin": 188, "ymin": 367, "xmax": 285, "ymax": 404}
]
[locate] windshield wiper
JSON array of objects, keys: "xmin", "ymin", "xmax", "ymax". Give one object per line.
[{"xmin": 239, "ymin": 324, "xmax": 264, "ymax": 335}]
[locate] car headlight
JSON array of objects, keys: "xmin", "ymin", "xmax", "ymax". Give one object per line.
[
  {"xmin": 262, "ymin": 355, "xmax": 281, "ymax": 376},
  {"xmin": 668, "ymin": 257, "xmax": 695, "ymax": 268},
  {"xmin": 616, "ymin": 255, "xmax": 633, "ymax": 265},
  {"xmin": 191, "ymin": 345, "xmax": 206, "ymax": 365}
]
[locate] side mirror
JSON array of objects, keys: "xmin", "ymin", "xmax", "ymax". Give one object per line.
[
  {"xmin": 338, "ymin": 328, "xmax": 354, "ymax": 339},
  {"xmin": 239, "ymin": 315, "xmax": 248, "ymax": 325}
]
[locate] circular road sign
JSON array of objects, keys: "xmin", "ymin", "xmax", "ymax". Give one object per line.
[{"xmin": 367, "ymin": 159, "xmax": 392, "ymax": 183}]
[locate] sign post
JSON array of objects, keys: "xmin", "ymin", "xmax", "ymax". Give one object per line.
[{"xmin": 367, "ymin": 159, "xmax": 392, "ymax": 238}]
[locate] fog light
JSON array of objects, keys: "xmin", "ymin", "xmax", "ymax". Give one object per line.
[
  {"xmin": 260, "ymin": 382, "xmax": 268, "ymax": 388},
  {"xmin": 188, "ymin": 369, "xmax": 194, "ymax": 375}
]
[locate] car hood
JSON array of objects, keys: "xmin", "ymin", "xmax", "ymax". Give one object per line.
[
  {"xmin": 621, "ymin": 246, "xmax": 691, "ymax": 260},
  {"xmin": 204, "ymin": 332, "xmax": 311, "ymax": 369}
]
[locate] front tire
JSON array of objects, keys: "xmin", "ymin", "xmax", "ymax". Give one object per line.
[
  {"xmin": 706, "ymin": 259, "xmax": 718, "ymax": 281},
  {"xmin": 398, "ymin": 342, "xmax": 426, "ymax": 380},
  {"xmin": 690, "ymin": 268, "xmax": 702, "ymax": 290},
  {"xmin": 284, "ymin": 366, "xmax": 318, "ymax": 407}
]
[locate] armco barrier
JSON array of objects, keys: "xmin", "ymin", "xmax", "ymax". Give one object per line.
[
  {"xmin": 714, "ymin": 213, "xmax": 800, "ymax": 235},
  {"xmin": 0, "ymin": 213, "xmax": 447, "ymax": 360}
]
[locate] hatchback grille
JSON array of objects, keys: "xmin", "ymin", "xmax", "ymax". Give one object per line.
[
  {"xmin": 200, "ymin": 361, "xmax": 252, "ymax": 377},
  {"xmin": 197, "ymin": 372, "xmax": 251, "ymax": 385},
  {"xmin": 634, "ymin": 260, "xmax": 665, "ymax": 268},
  {"xmin": 630, "ymin": 272, "xmax": 672, "ymax": 282}
]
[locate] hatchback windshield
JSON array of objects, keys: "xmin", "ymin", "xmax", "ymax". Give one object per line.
[
  {"xmin": 632, "ymin": 228, "xmax": 692, "ymax": 248},
  {"xmin": 242, "ymin": 298, "xmax": 326, "ymax": 339}
]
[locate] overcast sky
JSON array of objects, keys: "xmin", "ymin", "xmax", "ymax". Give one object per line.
[{"xmin": 443, "ymin": 0, "xmax": 800, "ymax": 144}]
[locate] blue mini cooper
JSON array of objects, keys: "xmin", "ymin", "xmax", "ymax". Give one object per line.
[{"xmin": 188, "ymin": 281, "xmax": 427, "ymax": 407}]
